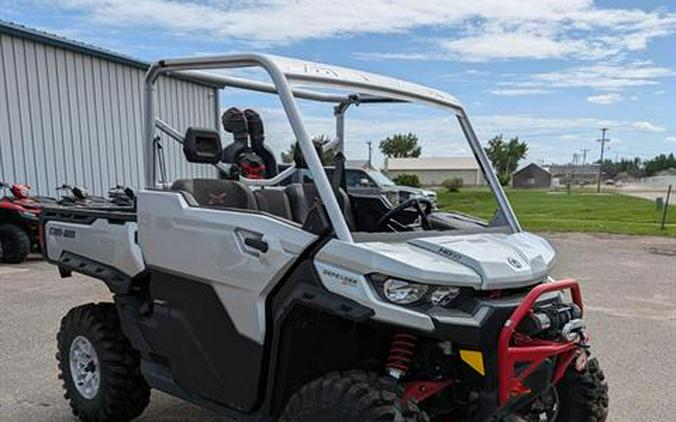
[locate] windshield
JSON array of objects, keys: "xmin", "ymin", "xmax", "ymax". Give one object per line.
[{"xmin": 366, "ymin": 169, "xmax": 395, "ymax": 187}]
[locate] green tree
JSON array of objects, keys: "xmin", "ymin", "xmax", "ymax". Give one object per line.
[
  {"xmin": 392, "ymin": 174, "xmax": 421, "ymax": 188},
  {"xmin": 644, "ymin": 153, "xmax": 676, "ymax": 176},
  {"xmin": 484, "ymin": 135, "xmax": 528, "ymax": 186},
  {"xmin": 442, "ymin": 177, "xmax": 464, "ymax": 193},
  {"xmin": 280, "ymin": 135, "xmax": 336, "ymax": 165},
  {"xmin": 601, "ymin": 157, "xmax": 643, "ymax": 179},
  {"xmin": 379, "ymin": 133, "xmax": 422, "ymax": 158}
]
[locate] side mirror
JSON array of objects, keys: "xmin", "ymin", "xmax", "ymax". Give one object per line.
[
  {"xmin": 359, "ymin": 178, "xmax": 370, "ymax": 187},
  {"xmin": 183, "ymin": 127, "xmax": 222, "ymax": 164}
]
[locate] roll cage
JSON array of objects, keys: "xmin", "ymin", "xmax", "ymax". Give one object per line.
[{"xmin": 143, "ymin": 53, "xmax": 521, "ymax": 242}]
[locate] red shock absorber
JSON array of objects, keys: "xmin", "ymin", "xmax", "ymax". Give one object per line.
[{"xmin": 386, "ymin": 333, "xmax": 418, "ymax": 379}]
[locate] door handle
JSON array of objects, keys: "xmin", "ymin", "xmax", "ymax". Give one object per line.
[{"xmin": 244, "ymin": 237, "xmax": 268, "ymax": 253}]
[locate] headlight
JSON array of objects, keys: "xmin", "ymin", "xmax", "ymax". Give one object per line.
[
  {"xmin": 381, "ymin": 278, "xmax": 460, "ymax": 306},
  {"xmin": 383, "ymin": 279, "xmax": 428, "ymax": 304}
]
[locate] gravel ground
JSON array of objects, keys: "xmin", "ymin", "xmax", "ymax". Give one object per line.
[{"xmin": 1, "ymin": 232, "xmax": 675, "ymax": 421}]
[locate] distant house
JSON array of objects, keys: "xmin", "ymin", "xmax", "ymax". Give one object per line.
[
  {"xmin": 384, "ymin": 157, "xmax": 484, "ymax": 186},
  {"xmin": 512, "ymin": 163, "xmax": 552, "ymax": 188}
]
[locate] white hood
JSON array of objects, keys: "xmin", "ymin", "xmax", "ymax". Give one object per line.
[{"xmin": 315, "ymin": 232, "xmax": 555, "ymax": 290}]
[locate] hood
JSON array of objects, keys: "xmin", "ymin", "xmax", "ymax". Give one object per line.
[
  {"xmin": 382, "ymin": 186, "xmax": 437, "ymax": 199},
  {"xmin": 408, "ymin": 232, "xmax": 555, "ymax": 289},
  {"xmin": 315, "ymin": 232, "xmax": 555, "ymax": 290}
]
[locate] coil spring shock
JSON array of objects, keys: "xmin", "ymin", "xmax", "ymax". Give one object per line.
[{"xmin": 386, "ymin": 333, "xmax": 418, "ymax": 379}]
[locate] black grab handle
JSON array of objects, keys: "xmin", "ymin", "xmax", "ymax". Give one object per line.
[{"xmin": 244, "ymin": 237, "xmax": 268, "ymax": 253}]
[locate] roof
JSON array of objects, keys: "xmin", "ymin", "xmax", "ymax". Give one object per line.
[
  {"xmin": 386, "ymin": 157, "xmax": 480, "ymax": 171},
  {"xmin": 0, "ymin": 19, "xmax": 148, "ymax": 69},
  {"xmin": 161, "ymin": 53, "xmax": 464, "ymax": 110},
  {"xmin": 269, "ymin": 55, "xmax": 463, "ymax": 110},
  {"xmin": 514, "ymin": 163, "xmax": 551, "ymax": 175},
  {"xmin": 0, "ymin": 20, "xmax": 217, "ymax": 88}
]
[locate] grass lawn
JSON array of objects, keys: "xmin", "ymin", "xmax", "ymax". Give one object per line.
[{"xmin": 437, "ymin": 188, "xmax": 676, "ymax": 237}]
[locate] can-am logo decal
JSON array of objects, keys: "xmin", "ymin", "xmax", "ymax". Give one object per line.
[
  {"xmin": 322, "ymin": 268, "xmax": 359, "ymax": 287},
  {"xmin": 49, "ymin": 227, "xmax": 75, "ymax": 239},
  {"xmin": 507, "ymin": 257, "xmax": 523, "ymax": 269}
]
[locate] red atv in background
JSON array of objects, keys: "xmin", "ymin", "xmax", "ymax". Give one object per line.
[{"xmin": 0, "ymin": 182, "xmax": 53, "ymax": 263}]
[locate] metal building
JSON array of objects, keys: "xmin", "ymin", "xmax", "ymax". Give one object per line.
[
  {"xmin": 512, "ymin": 163, "xmax": 552, "ymax": 189},
  {"xmin": 0, "ymin": 20, "xmax": 219, "ymax": 197}
]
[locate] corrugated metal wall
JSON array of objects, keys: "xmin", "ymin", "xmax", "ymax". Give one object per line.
[{"xmin": 0, "ymin": 31, "xmax": 217, "ymax": 197}]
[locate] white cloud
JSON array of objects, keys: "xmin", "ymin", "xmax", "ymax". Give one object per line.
[
  {"xmin": 501, "ymin": 62, "xmax": 675, "ymax": 91},
  {"xmin": 632, "ymin": 121, "xmax": 666, "ymax": 132},
  {"xmin": 489, "ymin": 88, "xmax": 553, "ymax": 96},
  {"xmin": 587, "ymin": 93, "xmax": 623, "ymax": 105},
  {"xmin": 44, "ymin": 0, "xmax": 676, "ymax": 60},
  {"xmin": 440, "ymin": 30, "xmax": 589, "ymax": 62},
  {"xmin": 666, "ymin": 136, "xmax": 676, "ymax": 144}
]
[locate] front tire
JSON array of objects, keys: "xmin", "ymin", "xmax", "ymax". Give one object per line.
[
  {"xmin": 279, "ymin": 371, "xmax": 429, "ymax": 422},
  {"xmin": 0, "ymin": 223, "xmax": 30, "ymax": 263},
  {"xmin": 556, "ymin": 356, "xmax": 609, "ymax": 421},
  {"xmin": 57, "ymin": 303, "xmax": 150, "ymax": 421}
]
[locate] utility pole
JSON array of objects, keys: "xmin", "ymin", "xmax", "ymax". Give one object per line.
[
  {"xmin": 366, "ymin": 141, "xmax": 373, "ymax": 168},
  {"xmin": 581, "ymin": 148, "xmax": 590, "ymax": 165},
  {"xmin": 596, "ymin": 128, "xmax": 609, "ymax": 193}
]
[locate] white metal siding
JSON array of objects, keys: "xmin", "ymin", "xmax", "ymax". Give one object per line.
[
  {"xmin": 0, "ymin": 32, "xmax": 217, "ymax": 196},
  {"xmin": 386, "ymin": 169, "xmax": 484, "ymax": 186}
]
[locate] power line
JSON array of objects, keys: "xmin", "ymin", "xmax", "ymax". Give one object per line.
[{"xmin": 596, "ymin": 128, "xmax": 609, "ymax": 193}]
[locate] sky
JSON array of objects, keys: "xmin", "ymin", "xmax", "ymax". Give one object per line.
[{"xmin": 2, "ymin": 0, "xmax": 675, "ymax": 167}]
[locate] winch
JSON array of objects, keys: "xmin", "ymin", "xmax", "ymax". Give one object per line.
[{"xmin": 517, "ymin": 301, "xmax": 585, "ymax": 341}]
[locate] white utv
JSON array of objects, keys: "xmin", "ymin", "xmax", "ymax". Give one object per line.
[{"xmin": 41, "ymin": 54, "xmax": 608, "ymax": 422}]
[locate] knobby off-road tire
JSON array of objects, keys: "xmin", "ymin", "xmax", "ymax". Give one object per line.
[
  {"xmin": 0, "ymin": 223, "xmax": 30, "ymax": 263},
  {"xmin": 556, "ymin": 356, "xmax": 609, "ymax": 422},
  {"xmin": 278, "ymin": 371, "xmax": 429, "ymax": 422},
  {"xmin": 57, "ymin": 303, "xmax": 150, "ymax": 422}
]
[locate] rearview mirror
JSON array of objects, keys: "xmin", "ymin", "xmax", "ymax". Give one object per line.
[{"xmin": 183, "ymin": 127, "xmax": 222, "ymax": 164}]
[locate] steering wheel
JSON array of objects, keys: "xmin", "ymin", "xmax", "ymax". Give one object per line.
[{"xmin": 376, "ymin": 198, "xmax": 433, "ymax": 231}]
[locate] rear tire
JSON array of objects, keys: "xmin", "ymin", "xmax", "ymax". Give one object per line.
[
  {"xmin": 278, "ymin": 371, "xmax": 429, "ymax": 422},
  {"xmin": 57, "ymin": 303, "xmax": 150, "ymax": 421},
  {"xmin": 556, "ymin": 356, "xmax": 609, "ymax": 422},
  {"xmin": 0, "ymin": 223, "xmax": 30, "ymax": 263}
]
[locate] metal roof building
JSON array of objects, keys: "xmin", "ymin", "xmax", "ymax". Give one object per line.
[
  {"xmin": 0, "ymin": 20, "xmax": 219, "ymax": 196},
  {"xmin": 384, "ymin": 156, "xmax": 484, "ymax": 186}
]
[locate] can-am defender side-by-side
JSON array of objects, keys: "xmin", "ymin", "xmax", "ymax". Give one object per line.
[{"xmin": 40, "ymin": 54, "xmax": 608, "ymax": 422}]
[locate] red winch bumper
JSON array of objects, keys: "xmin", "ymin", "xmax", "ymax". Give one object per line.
[{"xmin": 497, "ymin": 279, "xmax": 585, "ymax": 405}]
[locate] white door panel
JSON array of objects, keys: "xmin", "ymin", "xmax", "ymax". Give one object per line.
[{"xmin": 137, "ymin": 190, "xmax": 317, "ymax": 343}]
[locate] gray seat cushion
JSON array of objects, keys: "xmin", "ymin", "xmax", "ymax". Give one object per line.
[
  {"xmin": 254, "ymin": 188, "xmax": 293, "ymax": 220},
  {"xmin": 171, "ymin": 179, "xmax": 258, "ymax": 210},
  {"xmin": 284, "ymin": 183, "xmax": 355, "ymax": 229}
]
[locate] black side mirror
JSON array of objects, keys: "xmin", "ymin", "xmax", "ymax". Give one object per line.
[{"xmin": 183, "ymin": 127, "xmax": 222, "ymax": 164}]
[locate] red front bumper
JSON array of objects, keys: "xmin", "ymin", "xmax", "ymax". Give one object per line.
[{"xmin": 497, "ymin": 279, "xmax": 584, "ymax": 405}]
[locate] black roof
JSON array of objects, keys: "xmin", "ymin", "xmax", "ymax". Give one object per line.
[{"xmin": 514, "ymin": 163, "xmax": 551, "ymax": 175}]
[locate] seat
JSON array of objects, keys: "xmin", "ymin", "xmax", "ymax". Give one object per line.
[
  {"xmin": 284, "ymin": 183, "xmax": 356, "ymax": 229},
  {"xmin": 171, "ymin": 178, "xmax": 258, "ymax": 210},
  {"xmin": 254, "ymin": 188, "xmax": 293, "ymax": 220}
]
